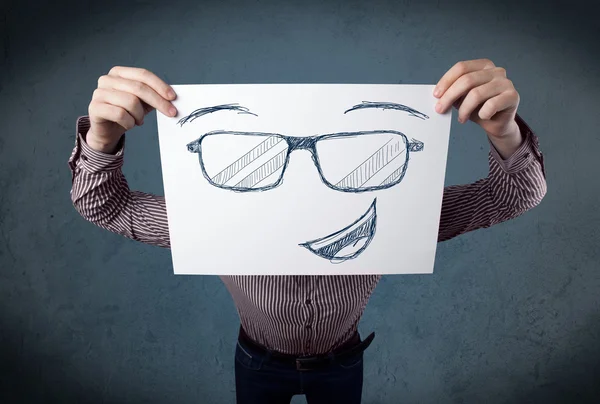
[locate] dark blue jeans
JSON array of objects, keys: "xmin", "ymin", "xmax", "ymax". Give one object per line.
[{"xmin": 234, "ymin": 334, "xmax": 364, "ymax": 404}]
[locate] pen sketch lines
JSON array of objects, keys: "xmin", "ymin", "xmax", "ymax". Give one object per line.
[
  {"xmin": 407, "ymin": 138, "xmax": 425, "ymax": 152},
  {"xmin": 211, "ymin": 136, "xmax": 284, "ymax": 185},
  {"xmin": 187, "ymin": 130, "xmax": 425, "ymax": 193},
  {"xmin": 344, "ymin": 101, "xmax": 430, "ymax": 120},
  {"xmin": 334, "ymin": 137, "xmax": 405, "ymax": 189},
  {"xmin": 380, "ymin": 163, "xmax": 407, "ymax": 187},
  {"xmin": 300, "ymin": 198, "xmax": 377, "ymax": 263},
  {"xmin": 177, "ymin": 103, "xmax": 258, "ymax": 126},
  {"xmin": 234, "ymin": 149, "xmax": 288, "ymax": 189}
]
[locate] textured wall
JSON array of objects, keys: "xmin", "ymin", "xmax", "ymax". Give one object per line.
[{"xmin": 1, "ymin": 0, "xmax": 598, "ymax": 402}]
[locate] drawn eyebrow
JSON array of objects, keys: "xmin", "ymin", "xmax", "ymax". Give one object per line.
[
  {"xmin": 344, "ymin": 101, "xmax": 429, "ymax": 120},
  {"xmin": 177, "ymin": 103, "xmax": 258, "ymax": 126}
]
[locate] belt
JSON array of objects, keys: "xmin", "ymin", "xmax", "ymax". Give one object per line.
[{"xmin": 238, "ymin": 326, "xmax": 375, "ymax": 371}]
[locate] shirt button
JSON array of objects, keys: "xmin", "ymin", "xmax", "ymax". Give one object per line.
[
  {"xmin": 81, "ymin": 155, "xmax": 88, "ymax": 161},
  {"xmin": 306, "ymin": 324, "xmax": 311, "ymax": 329},
  {"xmin": 305, "ymin": 298, "xmax": 312, "ymax": 305}
]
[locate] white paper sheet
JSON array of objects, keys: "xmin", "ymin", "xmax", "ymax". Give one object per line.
[{"xmin": 157, "ymin": 84, "xmax": 451, "ymax": 275}]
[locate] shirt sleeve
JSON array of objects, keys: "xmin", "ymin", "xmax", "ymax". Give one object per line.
[
  {"xmin": 437, "ymin": 114, "xmax": 547, "ymax": 242},
  {"xmin": 69, "ymin": 114, "xmax": 547, "ymax": 249},
  {"xmin": 68, "ymin": 116, "xmax": 171, "ymax": 248}
]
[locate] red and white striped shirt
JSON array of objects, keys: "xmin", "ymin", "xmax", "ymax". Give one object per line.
[{"xmin": 68, "ymin": 115, "xmax": 546, "ymax": 355}]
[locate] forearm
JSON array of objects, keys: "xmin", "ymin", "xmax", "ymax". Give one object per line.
[
  {"xmin": 486, "ymin": 118, "xmax": 523, "ymax": 159},
  {"xmin": 438, "ymin": 115, "xmax": 547, "ymax": 242},
  {"xmin": 69, "ymin": 117, "xmax": 171, "ymax": 248},
  {"xmin": 86, "ymin": 129, "xmax": 123, "ymax": 154},
  {"xmin": 71, "ymin": 163, "xmax": 170, "ymax": 248}
]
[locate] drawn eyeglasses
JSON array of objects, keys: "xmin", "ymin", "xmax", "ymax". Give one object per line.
[{"xmin": 186, "ymin": 130, "xmax": 424, "ymax": 193}]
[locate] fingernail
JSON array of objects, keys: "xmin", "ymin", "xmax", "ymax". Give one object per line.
[
  {"xmin": 167, "ymin": 89, "xmax": 176, "ymax": 100},
  {"xmin": 435, "ymin": 102, "xmax": 442, "ymax": 113},
  {"xmin": 433, "ymin": 87, "xmax": 440, "ymax": 97},
  {"xmin": 169, "ymin": 106, "xmax": 177, "ymax": 117},
  {"xmin": 458, "ymin": 117, "xmax": 464, "ymax": 123}
]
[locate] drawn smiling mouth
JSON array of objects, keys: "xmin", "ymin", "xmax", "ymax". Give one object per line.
[{"xmin": 299, "ymin": 198, "xmax": 377, "ymax": 263}]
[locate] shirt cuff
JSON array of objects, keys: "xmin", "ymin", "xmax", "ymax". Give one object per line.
[
  {"xmin": 74, "ymin": 116, "xmax": 125, "ymax": 173},
  {"xmin": 488, "ymin": 114, "xmax": 543, "ymax": 175}
]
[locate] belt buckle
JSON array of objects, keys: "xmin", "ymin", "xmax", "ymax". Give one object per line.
[
  {"xmin": 296, "ymin": 358, "xmax": 309, "ymax": 371},
  {"xmin": 296, "ymin": 356, "xmax": 319, "ymax": 371}
]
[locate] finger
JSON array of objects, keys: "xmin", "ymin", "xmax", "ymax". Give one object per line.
[
  {"xmin": 89, "ymin": 101, "xmax": 136, "ymax": 131},
  {"xmin": 108, "ymin": 66, "xmax": 176, "ymax": 101},
  {"xmin": 452, "ymin": 95, "xmax": 465, "ymax": 110},
  {"xmin": 98, "ymin": 75, "xmax": 177, "ymax": 118},
  {"xmin": 457, "ymin": 79, "xmax": 506, "ymax": 123},
  {"xmin": 436, "ymin": 68, "xmax": 503, "ymax": 114},
  {"xmin": 434, "ymin": 58, "xmax": 496, "ymax": 98},
  {"xmin": 478, "ymin": 89, "xmax": 520, "ymax": 120},
  {"xmin": 93, "ymin": 88, "xmax": 145, "ymax": 126}
]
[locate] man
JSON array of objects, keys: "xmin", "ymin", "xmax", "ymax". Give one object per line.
[{"xmin": 69, "ymin": 59, "xmax": 546, "ymax": 403}]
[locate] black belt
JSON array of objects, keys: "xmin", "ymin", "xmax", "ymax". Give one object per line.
[{"xmin": 238, "ymin": 326, "xmax": 375, "ymax": 371}]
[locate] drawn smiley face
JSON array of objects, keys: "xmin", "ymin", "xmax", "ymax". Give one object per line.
[{"xmin": 182, "ymin": 102, "xmax": 427, "ymax": 264}]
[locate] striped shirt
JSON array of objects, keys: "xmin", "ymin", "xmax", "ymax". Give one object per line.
[{"xmin": 68, "ymin": 115, "xmax": 546, "ymax": 355}]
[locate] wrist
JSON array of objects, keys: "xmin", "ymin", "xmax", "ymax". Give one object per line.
[
  {"xmin": 487, "ymin": 119, "xmax": 523, "ymax": 159},
  {"xmin": 486, "ymin": 119, "xmax": 520, "ymax": 141},
  {"xmin": 85, "ymin": 131, "xmax": 121, "ymax": 154}
]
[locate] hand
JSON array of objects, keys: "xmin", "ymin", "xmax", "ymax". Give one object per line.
[
  {"xmin": 86, "ymin": 66, "xmax": 178, "ymax": 153},
  {"xmin": 433, "ymin": 59, "xmax": 523, "ymax": 158}
]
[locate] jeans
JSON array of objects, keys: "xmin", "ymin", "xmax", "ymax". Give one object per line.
[{"xmin": 234, "ymin": 333, "xmax": 364, "ymax": 404}]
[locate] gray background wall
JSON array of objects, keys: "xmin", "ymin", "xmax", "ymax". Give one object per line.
[{"xmin": 1, "ymin": 0, "xmax": 598, "ymax": 402}]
